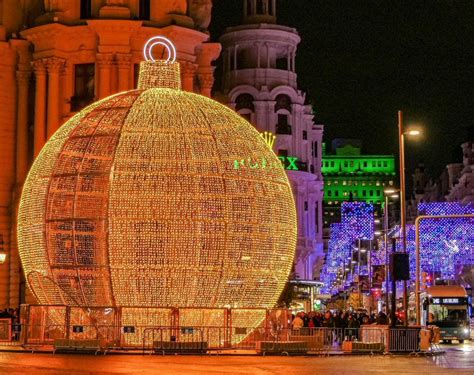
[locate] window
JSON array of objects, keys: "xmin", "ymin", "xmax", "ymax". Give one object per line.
[
  {"xmin": 362, "ymin": 190, "xmax": 366, "ymax": 197},
  {"xmin": 139, "ymin": 0, "xmax": 150, "ymax": 20},
  {"xmin": 302, "ymin": 130, "xmax": 307, "ymax": 140},
  {"xmin": 370, "ymin": 190, "xmax": 374, "ymax": 197},
  {"xmin": 349, "ymin": 161, "xmax": 354, "ymax": 167},
  {"xmin": 328, "ymin": 191, "xmax": 332, "ymax": 197},
  {"xmin": 304, "ymin": 201, "xmax": 308, "ymax": 211},
  {"xmin": 383, "ymin": 161, "xmax": 388, "ymax": 167},
  {"xmin": 276, "ymin": 114, "xmax": 291, "ymax": 135},
  {"xmin": 274, "ymin": 94, "xmax": 292, "ymax": 112},
  {"xmin": 256, "ymin": 0, "xmax": 265, "ymax": 14},
  {"xmin": 80, "ymin": 0, "xmax": 92, "ymax": 19},
  {"xmin": 331, "ymin": 161, "xmax": 335, "ymax": 167},
  {"xmin": 335, "ymin": 190, "xmax": 339, "ymax": 197},
  {"xmin": 235, "ymin": 93, "xmax": 255, "ymax": 112},
  {"xmin": 344, "ymin": 161, "xmax": 348, "ymax": 168},
  {"xmin": 342, "ymin": 181, "xmax": 347, "ymax": 186},
  {"xmin": 363, "ymin": 161, "xmax": 368, "ymax": 168},
  {"xmin": 72, "ymin": 63, "xmax": 95, "ymax": 111},
  {"xmin": 277, "ymin": 149, "xmax": 288, "ymax": 157},
  {"xmin": 276, "ymin": 57, "xmax": 288, "ymax": 70}
]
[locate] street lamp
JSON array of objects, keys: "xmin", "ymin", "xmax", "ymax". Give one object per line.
[
  {"xmin": 398, "ymin": 110, "xmax": 421, "ymax": 326},
  {"xmin": 383, "ymin": 188, "xmax": 399, "ymax": 316}
]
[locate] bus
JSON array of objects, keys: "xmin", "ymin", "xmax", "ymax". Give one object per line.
[{"xmin": 422, "ymin": 285, "xmax": 470, "ymax": 343}]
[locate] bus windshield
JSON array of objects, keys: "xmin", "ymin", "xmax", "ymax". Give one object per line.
[{"xmin": 429, "ymin": 305, "xmax": 468, "ymax": 327}]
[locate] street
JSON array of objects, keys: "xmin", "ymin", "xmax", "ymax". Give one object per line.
[{"xmin": 0, "ymin": 342, "xmax": 472, "ymax": 374}]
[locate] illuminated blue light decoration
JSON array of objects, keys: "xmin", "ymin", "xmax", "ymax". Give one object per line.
[
  {"xmin": 321, "ymin": 203, "xmax": 375, "ymax": 294},
  {"xmin": 417, "ymin": 202, "xmax": 474, "ymax": 280},
  {"xmin": 341, "ymin": 202, "xmax": 374, "ymax": 240}
]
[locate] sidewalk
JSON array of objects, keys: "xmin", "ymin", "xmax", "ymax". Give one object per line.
[{"xmin": 0, "ymin": 345, "xmax": 444, "ymax": 356}]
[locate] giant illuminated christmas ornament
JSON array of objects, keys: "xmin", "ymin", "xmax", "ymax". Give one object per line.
[{"xmin": 18, "ymin": 37, "xmax": 296, "ymax": 318}]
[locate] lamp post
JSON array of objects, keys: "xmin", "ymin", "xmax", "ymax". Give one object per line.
[
  {"xmin": 383, "ymin": 189, "xmax": 399, "ymax": 316},
  {"xmin": 398, "ymin": 110, "xmax": 421, "ymax": 326}
]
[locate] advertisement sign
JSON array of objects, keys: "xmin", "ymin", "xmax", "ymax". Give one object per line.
[
  {"xmin": 359, "ymin": 275, "xmax": 370, "ymax": 293},
  {"xmin": 372, "ymin": 265, "xmax": 386, "ymax": 288}
]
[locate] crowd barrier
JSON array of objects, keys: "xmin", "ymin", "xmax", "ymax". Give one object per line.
[{"xmin": 0, "ymin": 305, "xmax": 442, "ymax": 355}]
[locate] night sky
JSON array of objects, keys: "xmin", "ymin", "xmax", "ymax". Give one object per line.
[{"xmin": 210, "ymin": 1, "xmax": 474, "ymax": 181}]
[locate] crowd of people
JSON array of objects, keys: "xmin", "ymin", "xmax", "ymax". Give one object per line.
[{"xmin": 291, "ymin": 310, "xmax": 391, "ymax": 331}]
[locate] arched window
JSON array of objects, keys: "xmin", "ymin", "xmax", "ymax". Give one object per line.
[
  {"xmin": 235, "ymin": 94, "xmax": 255, "ymax": 112},
  {"xmin": 274, "ymin": 94, "xmax": 292, "ymax": 112}
]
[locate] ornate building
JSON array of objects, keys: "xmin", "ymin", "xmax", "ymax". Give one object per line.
[
  {"xmin": 0, "ymin": 0, "xmax": 220, "ymax": 308},
  {"xmin": 219, "ymin": 0, "xmax": 324, "ymax": 283}
]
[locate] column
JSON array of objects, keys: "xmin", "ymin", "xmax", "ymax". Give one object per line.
[
  {"xmin": 45, "ymin": 57, "xmax": 65, "ymax": 139},
  {"xmin": 15, "ymin": 70, "xmax": 30, "ymax": 183},
  {"xmin": 116, "ymin": 54, "xmax": 132, "ymax": 93},
  {"xmin": 256, "ymin": 43, "xmax": 261, "ymax": 68},
  {"xmin": 291, "ymin": 47, "xmax": 296, "ymax": 73},
  {"xmin": 233, "ymin": 45, "xmax": 238, "ymax": 71},
  {"xmin": 181, "ymin": 62, "xmax": 197, "ymax": 92},
  {"xmin": 287, "ymin": 48, "xmax": 291, "ymax": 72},
  {"xmin": 198, "ymin": 70, "xmax": 215, "ymax": 98},
  {"xmin": 97, "ymin": 53, "xmax": 114, "ymax": 99},
  {"xmin": 32, "ymin": 59, "xmax": 47, "ymax": 157}
]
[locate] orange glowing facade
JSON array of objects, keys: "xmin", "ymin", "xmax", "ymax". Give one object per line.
[
  {"xmin": 0, "ymin": 0, "xmax": 219, "ymax": 307},
  {"xmin": 17, "ymin": 55, "xmax": 297, "ymax": 311}
]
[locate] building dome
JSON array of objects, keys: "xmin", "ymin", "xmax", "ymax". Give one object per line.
[{"xmin": 18, "ymin": 56, "xmax": 296, "ymax": 311}]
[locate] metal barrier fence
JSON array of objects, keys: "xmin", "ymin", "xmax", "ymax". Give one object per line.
[
  {"xmin": 0, "ymin": 314, "xmax": 436, "ymax": 355},
  {"xmin": 388, "ymin": 327, "xmax": 421, "ymax": 352}
]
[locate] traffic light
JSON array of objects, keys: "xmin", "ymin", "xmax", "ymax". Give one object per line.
[{"xmin": 421, "ymin": 272, "xmax": 431, "ymax": 290}]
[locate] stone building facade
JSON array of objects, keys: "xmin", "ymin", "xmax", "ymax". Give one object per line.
[
  {"xmin": 0, "ymin": 0, "xmax": 220, "ymax": 308},
  {"xmin": 219, "ymin": 0, "xmax": 324, "ymax": 282}
]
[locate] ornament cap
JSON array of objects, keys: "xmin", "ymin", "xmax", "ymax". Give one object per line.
[{"xmin": 138, "ymin": 36, "xmax": 181, "ymax": 90}]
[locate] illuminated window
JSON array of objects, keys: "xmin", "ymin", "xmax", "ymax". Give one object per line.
[
  {"xmin": 342, "ymin": 181, "xmax": 347, "ymax": 186},
  {"xmin": 376, "ymin": 181, "xmax": 380, "ymax": 186}
]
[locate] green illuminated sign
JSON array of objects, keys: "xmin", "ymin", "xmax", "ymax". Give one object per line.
[{"xmin": 233, "ymin": 156, "xmax": 299, "ymax": 171}]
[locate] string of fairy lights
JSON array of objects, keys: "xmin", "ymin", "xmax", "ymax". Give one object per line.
[{"xmin": 321, "ymin": 202, "xmax": 474, "ymax": 295}]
